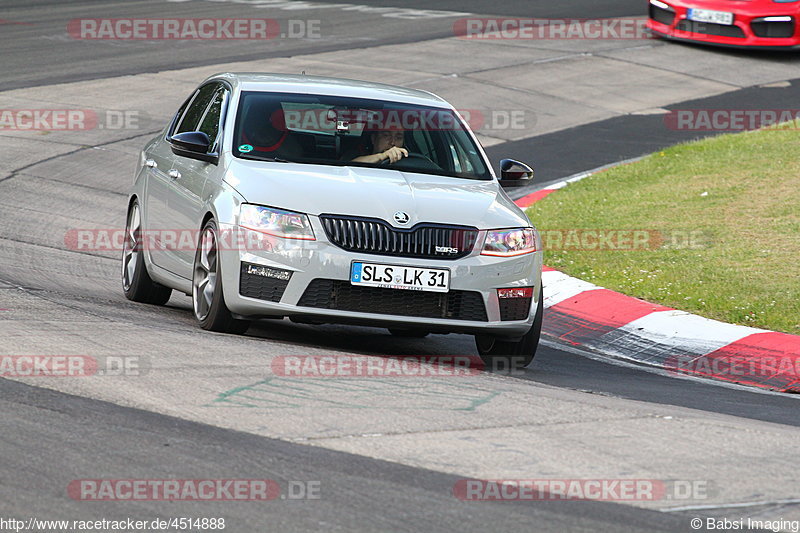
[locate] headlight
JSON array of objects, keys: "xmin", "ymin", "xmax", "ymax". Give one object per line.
[
  {"xmin": 481, "ymin": 228, "xmax": 539, "ymax": 257},
  {"xmin": 239, "ymin": 204, "xmax": 315, "ymax": 241},
  {"xmin": 650, "ymin": 0, "xmax": 673, "ymax": 9}
]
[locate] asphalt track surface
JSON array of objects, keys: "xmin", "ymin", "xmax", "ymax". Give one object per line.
[
  {"xmin": 486, "ymin": 79, "xmax": 800, "ymax": 183},
  {"xmin": 2, "ymin": 378, "xmax": 693, "ymax": 533},
  {"xmin": 306, "ymin": 0, "xmax": 646, "ymax": 18},
  {"xmin": 0, "ymin": 0, "xmax": 643, "ymax": 91},
  {"xmin": 1, "ymin": 1, "xmax": 798, "ymax": 532}
]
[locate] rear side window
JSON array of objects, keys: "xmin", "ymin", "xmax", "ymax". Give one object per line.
[
  {"xmin": 175, "ymin": 83, "xmax": 218, "ymax": 134},
  {"xmin": 198, "ymin": 88, "xmax": 227, "ymax": 147}
]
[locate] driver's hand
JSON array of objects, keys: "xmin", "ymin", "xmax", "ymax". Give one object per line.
[{"xmin": 382, "ymin": 147, "xmax": 408, "ymax": 164}]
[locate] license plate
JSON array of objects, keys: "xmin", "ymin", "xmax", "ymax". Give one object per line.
[
  {"xmin": 351, "ymin": 262, "xmax": 450, "ymax": 293},
  {"xmin": 687, "ymin": 8, "xmax": 734, "ymax": 25}
]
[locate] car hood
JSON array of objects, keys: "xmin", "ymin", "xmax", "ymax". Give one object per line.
[{"xmin": 224, "ymin": 160, "xmax": 530, "ymax": 230}]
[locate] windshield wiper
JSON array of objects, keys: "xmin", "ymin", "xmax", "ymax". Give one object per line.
[{"xmin": 238, "ymin": 154, "xmax": 295, "ymax": 163}]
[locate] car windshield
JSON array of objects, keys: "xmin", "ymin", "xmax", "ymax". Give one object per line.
[{"xmin": 232, "ymin": 91, "xmax": 492, "ymax": 180}]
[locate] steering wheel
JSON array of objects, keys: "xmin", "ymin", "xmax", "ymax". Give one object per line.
[{"xmin": 379, "ymin": 151, "xmax": 439, "ymax": 170}]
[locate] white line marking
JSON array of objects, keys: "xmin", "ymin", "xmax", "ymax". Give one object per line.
[
  {"xmin": 539, "ymin": 337, "xmax": 800, "ymax": 399},
  {"xmin": 542, "ymin": 270, "xmax": 600, "ymax": 308}
]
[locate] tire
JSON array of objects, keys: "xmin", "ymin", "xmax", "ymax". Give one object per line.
[
  {"xmin": 122, "ymin": 200, "xmax": 172, "ymax": 305},
  {"xmin": 388, "ymin": 328, "xmax": 429, "ymax": 338},
  {"xmin": 475, "ymin": 288, "xmax": 543, "ymax": 372},
  {"xmin": 192, "ymin": 219, "xmax": 250, "ymax": 335}
]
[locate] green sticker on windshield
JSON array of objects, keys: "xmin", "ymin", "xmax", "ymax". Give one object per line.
[{"xmin": 239, "ymin": 144, "xmax": 253, "ymax": 153}]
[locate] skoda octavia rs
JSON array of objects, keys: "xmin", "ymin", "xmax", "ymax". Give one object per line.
[
  {"xmin": 648, "ymin": 0, "xmax": 800, "ymax": 48},
  {"xmin": 123, "ymin": 73, "xmax": 543, "ymax": 368}
]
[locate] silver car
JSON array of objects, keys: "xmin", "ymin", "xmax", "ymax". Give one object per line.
[{"xmin": 123, "ymin": 73, "xmax": 543, "ymax": 368}]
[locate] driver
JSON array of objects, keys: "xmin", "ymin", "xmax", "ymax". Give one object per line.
[{"xmin": 351, "ymin": 129, "xmax": 408, "ymax": 164}]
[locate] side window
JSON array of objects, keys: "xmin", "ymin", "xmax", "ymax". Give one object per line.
[
  {"xmin": 175, "ymin": 83, "xmax": 218, "ymax": 135},
  {"xmin": 411, "ymin": 129, "xmax": 437, "ymax": 161},
  {"xmin": 450, "ymin": 140, "xmax": 475, "ymax": 174},
  {"xmin": 170, "ymin": 98, "xmax": 192, "ymax": 136},
  {"xmin": 198, "ymin": 88, "xmax": 227, "ymax": 148},
  {"xmin": 447, "ymin": 129, "xmax": 486, "ymax": 176}
]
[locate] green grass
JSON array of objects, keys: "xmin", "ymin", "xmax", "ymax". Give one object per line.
[{"xmin": 527, "ymin": 125, "xmax": 800, "ymax": 335}]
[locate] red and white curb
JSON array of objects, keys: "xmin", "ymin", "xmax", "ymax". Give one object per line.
[{"xmin": 514, "ymin": 170, "xmax": 800, "ymax": 393}]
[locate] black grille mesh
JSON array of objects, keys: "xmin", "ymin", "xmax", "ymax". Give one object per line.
[
  {"xmin": 675, "ymin": 20, "xmax": 745, "ymax": 38},
  {"xmin": 649, "ymin": 4, "xmax": 675, "ymax": 26},
  {"xmin": 751, "ymin": 19, "xmax": 794, "ymax": 38},
  {"xmin": 319, "ymin": 215, "xmax": 478, "ymax": 260},
  {"xmin": 297, "ymin": 279, "xmax": 488, "ymax": 322},
  {"xmin": 499, "ymin": 298, "xmax": 532, "ymax": 321},
  {"xmin": 239, "ymin": 263, "xmax": 291, "ymax": 302}
]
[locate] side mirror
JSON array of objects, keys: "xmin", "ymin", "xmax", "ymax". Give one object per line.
[
  {"xmin": 169, "ymin": 131, "xmax": 218, "ymax": 164},
  {"xmin": 499, "ymin": 158, "xmax": 534, "ymax": 188}
]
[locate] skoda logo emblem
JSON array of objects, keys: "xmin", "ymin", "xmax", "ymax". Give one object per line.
[{"xmin": 393, "ymin": 211, "xmax": 410, "ymax": 225}]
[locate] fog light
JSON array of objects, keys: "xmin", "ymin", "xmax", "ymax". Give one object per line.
[
  {"xmin": 243, "ymin": 262, "xmax": 292, "ymax": 281},
  {"xmin": 497, "ymin": 287, "xmax": 533, "ymax": 299}
]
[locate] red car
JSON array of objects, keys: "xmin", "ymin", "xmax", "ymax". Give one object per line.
[{"xmin": 647, "ymin": 0, "xmax": 800, "ymax": 48}]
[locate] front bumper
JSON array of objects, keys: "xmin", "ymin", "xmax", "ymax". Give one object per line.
[
  {"xmin": 218, "ymin": 220, "xmax": 543, "ymax": 338},
  {"xmin": 647, "ymin": 0, "xmax": 800, "ymax": 48}
]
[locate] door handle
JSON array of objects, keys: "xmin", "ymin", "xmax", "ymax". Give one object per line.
[
  {"xmin": 168, "ymin": 169, "xmax": 181, "ymax": 180},
  {"xmin": 145, "ymin": 159, "xmax": 157, "ymax": 169}
]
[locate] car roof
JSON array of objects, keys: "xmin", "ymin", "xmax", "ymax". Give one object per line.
[{"xmin": 205, "ymin": 72, "xmax": 451, "ymax": 109}]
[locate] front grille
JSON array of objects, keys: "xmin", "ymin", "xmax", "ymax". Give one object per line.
[
  {"xmin": 675, "ymin": 20, "xmax": 745, "ymax": 38},
  {"xmin": 751, "ymin": 18, "xmax": 795, "ymax": 38},
  {"xmin": 297, "ymin": 279, "xmax": 488, "ymax": 322},
  {"xmin": 649, "ymin": 4, "xmax": 675, "ymax": 26},
  {"xmin": 499, "ymin": 298, "xmax": 532, "ymax": 321},
  {"xmin": 319, "ymin": 215, "xmax": 479, "ymax": 260},
  {"xmin": 239, "ymin": 262, "xmax": 291, "ymax": 302}
]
